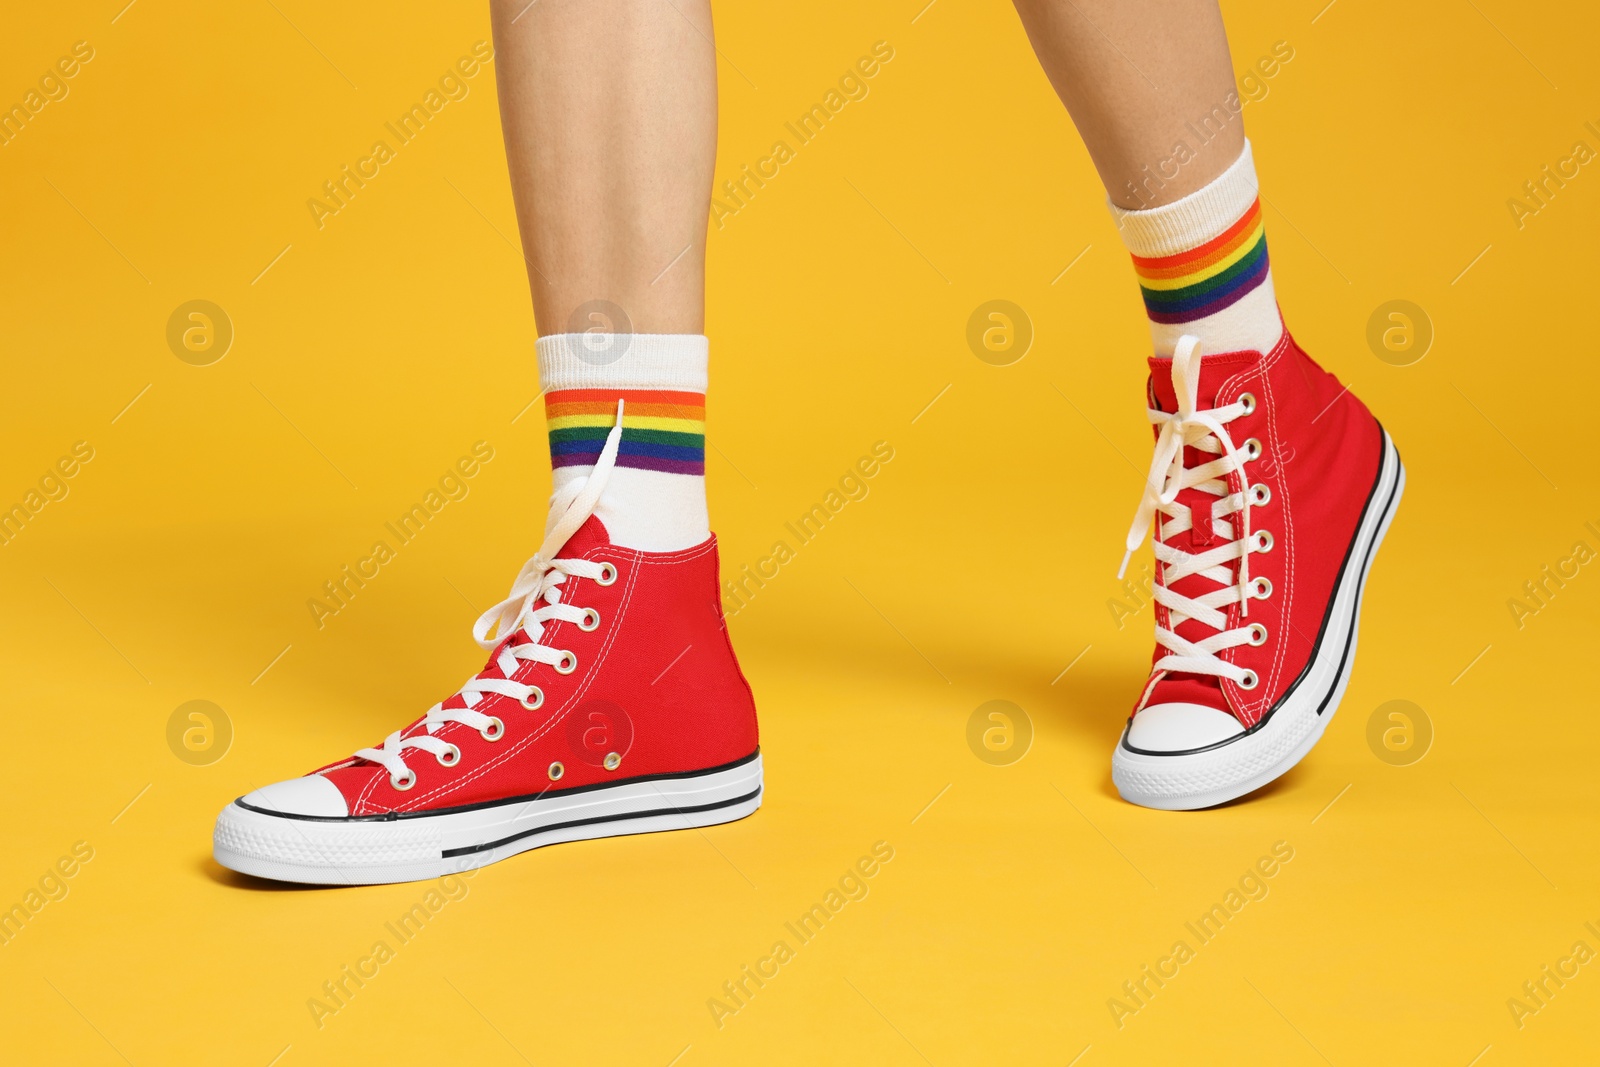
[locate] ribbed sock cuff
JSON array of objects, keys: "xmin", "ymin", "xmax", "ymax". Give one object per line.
[
  {"xmin": 1109, "ymin": 140, "xmax": 1260, "ymax": 258},
  {"xmin": 536, "ymin": 333, "xmax": 709, "ymax": 393}
]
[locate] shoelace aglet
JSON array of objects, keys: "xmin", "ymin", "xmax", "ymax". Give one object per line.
[{"xmin": 1116, "ymin": 548, "xmax": 1133, "ymax": 581}]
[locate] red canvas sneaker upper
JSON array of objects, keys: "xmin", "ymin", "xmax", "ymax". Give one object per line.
[
  {"xmin": 310, "ymin": 426, "xmax": 758, "ymax": 816},
  {"xmin": 1121, "ymin": 329, "xmax": 1384, "ymax": 730}
]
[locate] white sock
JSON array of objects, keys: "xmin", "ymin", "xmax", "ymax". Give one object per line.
[
  {"xmin": 1109, "ymin": 140, "xmax": 1285, "ymax": 358},
  {"xmin": 536, "ymin": 332, "xmax": 710, "ymax": 552}
]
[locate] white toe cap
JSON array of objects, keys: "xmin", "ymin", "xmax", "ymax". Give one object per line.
[
  {"xmin": 1127, "ymin": 702, "xmax": 1246, "ymax": 753},
  {"xmin": 241, "ymin": 775, "xmax": 349, "ymax": 817}
]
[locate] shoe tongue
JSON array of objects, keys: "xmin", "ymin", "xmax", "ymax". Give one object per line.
[
  {"xmin": 1141, "ymin": 347, "xmax": 1263, "ymax": 723},
  {"xmin": 1147, "ymin": 671, "xmax": 1230, "ymax": 714},
  {"xmin": 450, "ymin": 513, "xmax": 615, "ymax": 698},
  {"xmin": 1146, "ymin": 349, "xmax": 1262, "ymax": 413},
  {"xmin": 406, "ymin": 515, "xmax": 618, "ymax": 725},
  {"xmin": 1147, "ymin": 349, "xmax": 1257, "ymax": 556},
  {"xmin": 494, "ymin": 512, "xmax": 612, "ymax": 651}
]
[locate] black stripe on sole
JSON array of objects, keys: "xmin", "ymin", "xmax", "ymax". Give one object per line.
[{"xmin": 440, "ymin": 786, "xmax": 763, "ymax": 858}]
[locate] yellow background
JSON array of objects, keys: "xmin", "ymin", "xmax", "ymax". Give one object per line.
[{"xmin": 3, "ymin": 0, "xmax": 1598, "ymax": 1063}]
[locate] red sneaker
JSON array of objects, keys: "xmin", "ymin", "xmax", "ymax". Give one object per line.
[
  {"xmin": 214, "ymin": 419, "xmax": 761, "ymax": 884},
  {"xmin": 1111, "ymin": 331, "xmax": 1404, "ymax": 810}
]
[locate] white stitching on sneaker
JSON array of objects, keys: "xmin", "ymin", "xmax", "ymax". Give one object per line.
[
  {"xmin": 396, "ymin": 539, "xmax": 720, "ymax": 812},
  {"xmin": 354, "ymin": 401, "xmax": 628, "ymax": 790},
  {"xmin": 1119, "ymin": 335, "xmax": 1270, "ymax": 688}
]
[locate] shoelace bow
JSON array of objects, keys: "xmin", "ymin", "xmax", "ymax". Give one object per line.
[
  {"xmin": 1119, "ymin": 336, "xmax": 1265, "ymax": 688},
  {"xmin": 355, "ymin": 401, "xmax": 626, "ymax": 787}
]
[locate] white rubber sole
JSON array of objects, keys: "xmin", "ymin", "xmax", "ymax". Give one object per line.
[
  {"xmin": 1112, "ymin": 431, "xmax": 1405, "ymax": 811},
  {"xmin": 214, "ymin": 753, "xmax": 763, "ymax": 885}
]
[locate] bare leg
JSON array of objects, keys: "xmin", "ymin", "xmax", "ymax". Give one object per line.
[
  {"xmin": 490, "ymin": 0, "xmax": 716, "ymax": 334},
  {"xmin": 1011, "ymin": 0, "xmax": 1242, "ymax": 209}
]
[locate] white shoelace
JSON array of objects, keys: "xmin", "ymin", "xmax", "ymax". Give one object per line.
[
  {"xmin": 355, "ymin": 401, "xmax": 626, "ymax": 789},
  {"xmin": 1119, "ymin": 336, "xmax": 1268, "ymax": 688}
]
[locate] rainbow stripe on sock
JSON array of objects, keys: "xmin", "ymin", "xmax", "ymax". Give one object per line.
[
  {"xmin": 1132, "ymin": 198, "xmax": 1270, "ymax": 325},
  {"xmin": 545, "ymin": 388, "xmax": 705, "ymax": 475}
]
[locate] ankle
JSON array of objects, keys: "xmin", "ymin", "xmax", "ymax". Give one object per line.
[{"xmin": 537, "ymin": 333, "xmax": 711, "ymax": 551}]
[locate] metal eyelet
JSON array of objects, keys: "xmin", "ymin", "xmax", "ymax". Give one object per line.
[
  {"xmin": 390, "ymin": 768, "xmax": 417, "ymax": 791},
  {"xmin": 1239, "ymin": 670, "xmax": 1260, "ymax": 690},
  {"xmin": 1254, "ymin": 530, "xmax": 1274, "ymax": 553},
  {"xmin": 603, "ymin": 752, "xmax": 622, "ymax": 771},
  {"xmin": 1251, "ymin": 576, "xmax": 1273, "ymax": 599},
  {"xmin": 1244, "ymin": 438, "xmax": 1263, "ymax": 461},
  {"xmin": 578, "ymin": 608, "xmax": 601, "ymax": 632},
  {"xmin": 435, "ymin": 744, "xmax": 461, "ymax": 767},
  {"xmin": 595, "ymin": 562, "xmax": 618, "ymax": 587},
  {"xmin": 1250, "ymin": 484, "xmax": 1272, "ymax": 506},
  {"xmin": 1239, "ymin": 392, "xmax": 1257, "ymax": 415},
  {"xmin": 519, "ymin": 687, "xmax": 544, "ymax": 711},
  {"xmin": 555, "ymin": 650, "xmax": 578, "ymax": 675},
  {"xmin": 481, "ymin": 717, "xmax": 505, "ymax": 742},
  {"xmin": 547, "ymin": 761, "xmax": 565, "ymax": 782},
  {"xmin": 1248, "ymin": 623, "xmax": 1269, "ymax": 647}
]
